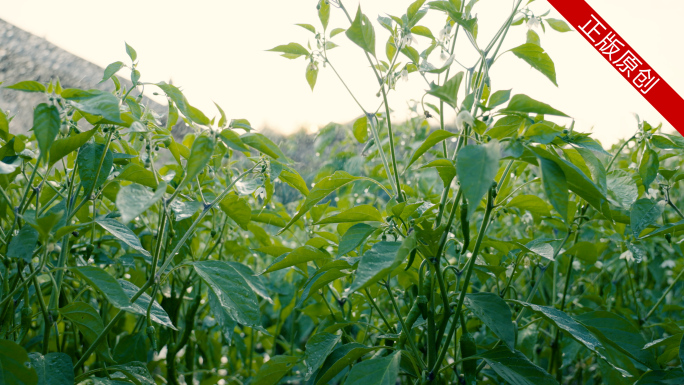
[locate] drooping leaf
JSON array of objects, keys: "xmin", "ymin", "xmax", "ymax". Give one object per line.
[
  {"xmin": 353, "ymin": 115, "xmax": 369, "ymax": 143},
  {"xmin": 303, "ymin": 332, "xmax": 342, "ymax": 380},
  {"xmin": 406, "ymin": 130, "xmax": 456, "ymax": 169},
  {"xmin": 72, "ymin": 266, "xmax": 133, "ymax": 310},
  {"xmin": 348, "ymin": 236, "xmax": 416, "ymax": 293},
  {"xmin": 425, "ymin": 72, "xmax": 464, "ymax": 108},
  {"xmin": 501, "ymin": 94, "xmax": 568, "ymax": 117},
  {"xmin": 457, "ymin": 141, "xmax": 501, "ymax": 218},
  {"xmin": 338, "ymin": 223, "xmax": 377, "ymax": 256},
  {"xmin": 0, "ymin": 339, "xmax": 38, "ymax": 385},
  {"xmin": 538, "ymin": 157, "xmax": 569, "ymax": 223},
  {"xmin": 252, "ymin": 355, "xmax": 298, "ymax": 385},
  {"xmin": 546, "ymin": 18, "xmax": 572, "ymax": 32},
  {"xmin": 631, "ymin": 199, "xmax": 666, "ymax": 238},
  {"xmin": 639, "ymin": 147, "xmax": 659, "ymax": 187},
  {"xmin": 511, "ymin": 43, "xmax": 558, "ymax": 86},
  {"xmin": 315, "ymin": 343, "xmax": 375, "ymax": 385},
  {"xmin": 77, "ymin": 142, "xmax": 113, "ymax": 194},
  {"xmin": 48, "ymin": 128, "xmax": 97, "ymax": 166},
  {"xmin": 33, "ymin": 103, "xmax": 61, "ymax": 162},
  {"xmin": 279, "ymin": 168, "xmax": 309, "ymax": 196},
  {"xmin": 96, "ymin": 218, "xmax": 151, "ymax": 257},
  {"xmin": 479, "ymin": 346, "xmax": 558, "ymax": 385},
  {"xmin": 299, "ymin": 268, "xmax": 349, "ymax": 306},
  {"xmin": 346, "ymin": 6, "xmax": 376, "ymax": 56},
  {"xmin": 345, "ymin": 351, "xmax": 401, "ymax": 385},
  {"xmin": 267, "ymin": 43, "xmax": 310, "ymax": 59},
  {"xmin": 7, "ymin": 225, "xmax": 39, "ymax": 262},
  {"xmin": 156, "ymin": 82, "xmax": 210, "ymax": 125},
  {"xmin": 118, "ymin": 280, "xmax": 176, "ymax": 330},
  {"xmin": 59, "ymin": 302, "xmax": 110, "ymax": 356},
  {"xmin": 64, "ymin": 90, "xmax": 122, "ymax": 123},
  {"xmin": 279, "ymin": 171, "xmax": 362, "ymax": 233},
  {"xmin": 465, "ymin": 292, "xmax": 516, "ymax": 351},
  {"xmin": 261, "ymin": 245, "xmax": 331, "ymax": 274},
  {"xmin": 241, "ymin": 132, "xmax": 288, "ymax": 160},
  {"xmin": 193, "ymin": 260, "xmax": 260, "ymax": 326},
  {"xmin": 510, "ymin": 300, "xmax": 603, "ymax": 354},
  {"xmin": 220, "ymin": 193, "xmax": 251, "ymax": 230},
  {"xmin": 28, "ymin": 352, "xmax": 74, "ymax": 385},
  {"xmin": 116, "ymin": 182, "xmax": 166, "ymax": 224},
  {"xmin": 488, "ymin": 89, "xmax": 511, "ymax": 108},
  {"xmin": 101, "ymin": 61, "xmax": 125, "ymax": 83},
  {"xmin": 182, "ymin": 135, "xmax": 214, "ymax": 187}
]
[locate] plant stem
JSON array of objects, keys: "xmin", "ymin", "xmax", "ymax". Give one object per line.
[{"xmin": 643, "ymin": 267, "xmax": 684, "ymax": 321}]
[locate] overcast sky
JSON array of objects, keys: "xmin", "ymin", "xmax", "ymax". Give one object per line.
[{"xmin": 0, "ymin": 0, "xmax": 681, "ymax": 146}]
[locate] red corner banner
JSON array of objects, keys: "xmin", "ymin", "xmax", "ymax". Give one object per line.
[{"xmin": 546, "ymin": 0, "xmax": 684, "ymax": 137}]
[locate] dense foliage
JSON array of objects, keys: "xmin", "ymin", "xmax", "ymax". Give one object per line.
[{"xmin": 1, "ymin": 0, "xmax": 684, "ymax": 384}]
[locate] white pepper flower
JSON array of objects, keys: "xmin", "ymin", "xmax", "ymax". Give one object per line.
[
  {"xmin": 401, "ymin": 68, "xmax": 409, "ymax": 82},
  {"xmin": 572, "ymin": 260, "xmax": 581, "ymax": 271},
  {"xmin": 455, "ymin": 110, "xmax": 474, "ymax": 130},
  {"xmin": 619, "ymin": 250, "xmax": 635, "ymax": 263},
  {"xmin": 660, "ymin": 260, "xmax": 676, "ymax": 269},
  {"xmin": 527, "ymin": 17, "xmax": 540, "ymax": 30}
]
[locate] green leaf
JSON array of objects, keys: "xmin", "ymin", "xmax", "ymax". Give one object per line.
[
  {"xmin": 0, "ymin": 339, "xmax": 38, "ymax": 384},
  {"xmin": 526, "ymin": 29, "xmax": 541, "ymax": 46},
  {"xmin": 117, "ymin": 163, "xmax": 160, "ymax": 189},
  {"xmin": 607, "ymin": 170, "xmax": 638, "ymax": 209},
  {"xmin": 72, "ymin": 266, "xmax": 132, "ymax": 310},
  {"xmin": 241, "ymin": 132, "xmax": 288, "ymax": 160},
  {"xmin": 125, "ymin": 42, "xmax": 137, "ymax": 61},
  {"xmin": 511, "ymin": 43, "xmax": 558, "ymax": 86},
  {"xmin": 315, "ymin": 343, "xmax": 375, "ymax": 385},
  {"xmin": 530, "ymin": 147, "xmax": 611, "ymax": 220},
  {"xmin": 28, "ymin": 352, "xmax": 73, "ymax": 385},
  {"xmin": 479, "ymin": 346, "xmax": 558, "ymax": 385},
  {"xmin": 64, "ymin": 90, "xmax": 122, "ymax": 123},
  {"xmin": 465, "ymin": 292, "xmax": 516, "ymax": 351},
  {"xmin": 346, "ymin": 351, "xmax": 400, "ymax": 385},
  {"xmin": 59, "ymin": 302, "xmax": 110, "ymax": 356},
  {"xmin": 116, "ymin": 182, "xmax": 166, "ymax": 224},
  {"xmin": 353, "ymin": 115, "xmax": 369, "ymax": 143},
  {"xmin": 77, "ymin": 142, "xmax": 113, "ymax": 194},
  {"xmin": 96, "ymin": 218, "xmax": 151, "ymax": 257},
  {"xmin": 457, "ymin": 141, "xmax": 501, "ymax": 218},
  {"xmin": 7, "ymin": 225, "xmax": 39, "ymax": 262},
  {"xmin": 631, "ymin": 199, "xmax": 666, "ymax": 238},
  {"xmin": 510, "ymin": 300, "xmax": 603, "ymax": 353},
  {"xmin": 33, "ymin": 103, "xmax": 61, "ymax": 162},
  {"xmin": 303, "ymin": 332, "xmax": 342, "ymax": 380},
  {"xmin": 633, "ymin": 369, "xmax": 684, "ymax": 385},
  {"xmin": 0, "ymin": 109, "xmax": 9, "ymax": 141},
  {"xmin": 546, "ymin": 18, "xmax": 572, "ymax": 32},
  {"xmin": 564, "ymin": 241, "xmax": 598, "ymax": 264},
  {"xmin": 156, "ymin": 82, "xmax": 210, "ymax": 125},
  {"xmin": 505, "ymin": 194, "xmax": 551, "ymax": 217},
  {"xmin": 101, "ymin": 61, "xmax": 125, "ymax": 83},
  {"xmin": 219, "ymin": 128, "xmax": 250, "ymax": 152},
  {"xmin": 318, "ymin": 0, "xmax": 330, "ymax": 30},
  {"xmin": 348, "ymin": 236, "xmax": 416, "ymax": 293},
  {"xmin": 330, "ymin": 28, "xmax": 346, "ymax": 37},
  {"xmin": 421, "ymin": 159, "xmax": 456, "ymax": 187},
  {"xmin": 267, "ymin": 43, "xmax": 310, "ymax": 59},
  {"xmin": 426, "ymin": 72, "xmax": 464, "ymax": 108},
  {"xmin": 346, "ymin": 6, "xmax": 376, "ymax": 56},
  {"xmin": 118, "ymin": 280, "xmax": 176, "ymax": 330},
  {"xmin": 407, "ymin": 0, "xmax": 427, "ymax": 21},
  {"xmin": 411, "ymin": 25, "xmax": 434, "ymax": 40},
  {"xmin": 48, "ymin": 128, "xmax": 96, "ymax": 166},
  {"xmin": 526, "ymin": 122, "xmax": 562, "ymax": 144},
  {"xmin": 5, "ymin": 80, "xmax": 46, "ymax": 93},
  {"xmin": 106, "ymin": 362, "xmax": 154, "ymax": 384},
  {"xmin": 316, "ymin": 205, "xmax": 383, "ymax": 224},
  {"xmin": 339, "ymin": 223, "xmax": 377, "ymax": 256},
  {"xmin": 279, "ymin": 171, "xmax": 361, "ymax": 233},
  {"xmin": 502, "ymin": 94, "xmax": 568, "ymax": 117},
  {"xmin": 299, "ymin": 268, "xmax": 349, "ymax": 306},
  {"xmin": 296, "ymin": 23, "xmax": 316, "ymax": 34},
  {"xmin": 225, "ymin": 261, "xmax": 272, "ymax": 303},
  {"xmin": 112, "ymin": 333, "xmax": 148, "ymax": 364},
  {"xmin": 488, "ymin": 89, "xmax": 511, "ymax": 108},
  {"xmin": 220, "ymin": 193, "xmax": 252, "ymax": 230},
  {"xmin": 261, "ymin": 245, "xmax": 331, "ymax": 274},
  {"xmin": 279, "ymin": 168, "xmax": 309, "ymax": 196},
  {"xmin": 182, "ymin": 136, "xmax": 214, "ymax": 188},
  {"xmin": 253, "ymin": 356, "xmax": 298, "ymax": 385},
  {"xmin": 574, "ymin": 311, "xmax": 657, "ymax": 369},
  {"xmin": 539, "ymin": 157, "xmax": 569, "ymax": 223},
  {"xmin": 193, "ymin": 260, "xmax": 260, "ymax": 326},
  {"xmin": 406, "ymin": 129, "xmax": 456, "ymax": 169},
  {"xmin": 639, "ymin": 147, "xmax": 659, "ymax": 187},
  {"xmin": 306, "ymin": 63, "xmax": 319, "ymax": 91}
]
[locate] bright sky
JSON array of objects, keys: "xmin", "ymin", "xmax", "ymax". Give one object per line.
[{"xmin": 1, "ymin": 0, "xmax": 681, "ymax": 146}]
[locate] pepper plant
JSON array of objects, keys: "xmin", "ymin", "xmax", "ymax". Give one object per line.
[{"xmin": 1, "ymin": 1, "xmax": 684, "ymax": 385}]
